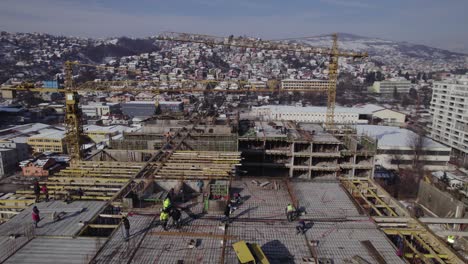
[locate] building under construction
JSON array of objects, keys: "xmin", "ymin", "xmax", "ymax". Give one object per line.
[
  {"xmin": 0, "ymin": 118, "xmax": 466, "ymax": 263},
  {"xmin": 239, "ymin": 121, "xmax": 376, "ymax": 179}
]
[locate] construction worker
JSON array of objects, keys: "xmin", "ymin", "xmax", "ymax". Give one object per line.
[
  {"xmin": 197, "ymin": 180, "xmax": 204, "ymax": 193},
  {"xmin": 168, "ymin": 188, "xmax": 175, "ymax": 201},
  {"xmin": 286, "ymin": 203, "xmax": 296, "ymax": 222},
  {"xmin": 160, "ymin": 209, "xmax": 170, "ymax": 230},
  {"xmin": 122, "ymin": 215, "xmax": 130, "ymax": 241},
  {"xmin": 41, "ymin": 184, "xmax": 49, "ymax": 202},
  {"xmin": 447, "ymin": 235, "xmax": 455, "ymax": 247},
  {"xmin": 33, "ymin": 181, "xmax": 40, "ymax": 202},
  {"xmin": 296, "ymin": 220, "xmax": 309, "ymax": 235},
  {"xmin": 32, "ymin": 206, "xmax": 40, "ymax": 228},
  {"xmin": 163, "ymin": 196, "xmax": 172, "ymax": 211},
  {"xmin": 221, "ymin": 202, "xmax": 231, "ymax": 224},
  {"xmin": 170, "ymin": 208, "xmax": 182, "ymax": 229},
  {"xmin": 179, "ymin": 188, "xmax": 185, "ymax": 203}
]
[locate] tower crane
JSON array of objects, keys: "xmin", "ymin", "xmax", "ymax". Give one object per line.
[
  {"xmin": 1, "ymin": 33, "xmax": 367, "ymax": 161},
  {"xmin": 156, "ymin": 32, "xmax": 368, "ymax": 128},
  {"xmin": 0, "ymin": 62, "xmax": 251, "ymax": 162}
]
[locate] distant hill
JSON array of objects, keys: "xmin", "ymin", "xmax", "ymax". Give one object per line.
[
  {"xmin": 295, "ymin": 33, "xmax": 467, "ymax": 65},
  {"xmin": 81, "ymin": 37, "xmax": 160, "ymax": 62}
]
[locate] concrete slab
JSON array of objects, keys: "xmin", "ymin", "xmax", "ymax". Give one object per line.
[{"xmin": 0, "ymin": 201, "xmax": 107, "ymax": 237}]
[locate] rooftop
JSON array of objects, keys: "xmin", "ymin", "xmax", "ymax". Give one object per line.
[
  {"xmin": 254, "ymin": 104, "xmax": 385, "ymax": 115},
  {"xmin": 0, "ymin": 201, "xmax": 106, "ymax": 237},
  {"xmin": 83, "ymin": 124, "xmax": 137, "ymax": 134},
  {"xmin": 356, "ymin": 125, "xmax": 450, "ymax": 150},
  {"xmin": 28, "ymin": 129, "xmax": 66, "ymax": 140}
]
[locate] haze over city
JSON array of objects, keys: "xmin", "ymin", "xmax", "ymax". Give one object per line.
[
  {"xmin": 0, "ymin": 1, "xmax": 467, "ymax": 263},
  {"xmin": 1, "ymin": 0, "xmax": 468, "ymax": 53}
]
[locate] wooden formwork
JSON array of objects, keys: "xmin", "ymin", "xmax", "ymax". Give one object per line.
[{"xmin": 154, "ymin": 151, "xmax": 241, "ymax": 180}]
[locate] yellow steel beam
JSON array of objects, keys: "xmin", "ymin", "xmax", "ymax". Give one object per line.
[
  {"xmin": 399, "ymin": 232, "xmax": 432, "ymax": 264},
  {"xmin": 342, "ymin": 180, "xmax": 383, "ymax": 216},
  {"xmin": 0, "ymin": 205, "xmax": 28, "ymax": 209},
  {"xmin": 413, "ymin": 233, "xmax": 447, "ymax": 263}
]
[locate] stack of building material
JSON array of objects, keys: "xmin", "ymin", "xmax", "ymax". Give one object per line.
[
  {"xmin": 13, "ymin": 161, "xmax": 145, "ymax": 201},
  {"xmin": 155, "ymin": 151, "xmax": 241, "ymax": 180}
]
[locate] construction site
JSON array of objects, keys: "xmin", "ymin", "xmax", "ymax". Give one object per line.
[{"xmin": 0, "ymin": 32, "xmax": 466, "ymax": 263}]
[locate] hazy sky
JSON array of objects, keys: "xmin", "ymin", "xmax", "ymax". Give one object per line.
[{"xmin": 1, "ymin": 0, "xmax": 467, "ymax": 52}]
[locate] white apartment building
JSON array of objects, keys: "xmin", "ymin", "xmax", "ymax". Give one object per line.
[
  {"xmin": 82, "ymin": 103, "xmax": 120, "ymax": 118},
  {"xmin": 430, "ymin": 75, "xmax": 468, "ymax": 163},
  {"xmin": 369, "ymin": 79, "xmax": 411, "ymax": 97},
  {"xmin": 281, "ymin": 79, "xmax": 329, "ymax": 91}
]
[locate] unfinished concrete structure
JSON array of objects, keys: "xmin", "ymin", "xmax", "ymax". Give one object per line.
[
  {"xmin": 0, "ymin": 118, "xmax": 465, "ymax": 263},
  {"xmin": 239, "ymin": 121, "xmax": 376, "ymax": 178},
  {"xmin": 110, "ymin": 120, "xmax": 238, "ymax": 152}
]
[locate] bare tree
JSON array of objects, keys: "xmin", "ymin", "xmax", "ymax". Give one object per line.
[{"xmin": 407, "ymin": 128, "xmax": 427, "ymax": 182}]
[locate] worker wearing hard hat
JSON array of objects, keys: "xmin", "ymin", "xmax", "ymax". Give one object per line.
[
  {"xmin": 163, "ymin": 196, "xmax": 172, "ymax": 211},
  {"xmin": 286, "ymin": 203, "xmax": 296, "ymax": 222},
  {"xmin": 447, "ymin": 235, "xmax": 455, "ymax": 247},
  {"xmin": 160, "ymin": 209, "xmax": 170, "ymax": 230}
]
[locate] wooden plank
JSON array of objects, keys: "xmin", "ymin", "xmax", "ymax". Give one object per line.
[{"xmin": 89, "ymin": 224, "xmax": 119, "ymax": 228}]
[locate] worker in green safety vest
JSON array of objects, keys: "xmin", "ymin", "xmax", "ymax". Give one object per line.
[
  {"xmin": 447, "ymin": 235, "xmax": 455, "ymax": 247},
  {"xmin": 163, "ymin": 196, "xmax": 172, "ymax": 211},
  {"xmin": 286, "ymin": 203, "xmax": 296, "ymax": 222},
  {"xmin": 160, "ymin": 209, "xmax": 170, "ymax": 230}
]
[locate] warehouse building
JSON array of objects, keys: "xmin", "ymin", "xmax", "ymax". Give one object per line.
[
  {"xmin": 251, "ymin": 104, "xmax": 405, "ymax": 125},
  {"xmin": 121, "ymin": 101, "xmax": 156, "ymax": 117},
  {"xmin": 357, "ymin": 125, "xmax": 451, "ymax": 171}
]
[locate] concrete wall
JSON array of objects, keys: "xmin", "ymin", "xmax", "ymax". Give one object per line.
[
  {"xmin": 417, "ymin": 181, "xmax": 466, "ymax": 218},
  {"xmin": 0, "ymin": 148, "xmax": 18, "ymax": 177}
]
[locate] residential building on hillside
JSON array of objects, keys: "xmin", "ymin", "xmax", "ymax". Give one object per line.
[
  {"xmin": 369, "ymin": 79, "xmax": 411, "ymax": 98},
  {"xmin": 108, "ymin": 93, "xmax": 134, "ymax": 103},
  {"xmin": 135, "ymin": 92, "xmax": 156, "ymax": 101},
  {"xmin": 159, "ymin": 101, "xmax": 184, "ymax": 113},
  {"xmin": 82, "ymin": 102, "xmax": 121, "ymax": 118},
  {"xmin": 430, "ymin": 74, "xmax": 468, "ymax": 164},
  {"xmin": 357, "ymin": 125, "xmax": 451, "ymax": 171},
  {"xmin": 281, "ymin": 79, "xmax": 329, "ymax": 91}
]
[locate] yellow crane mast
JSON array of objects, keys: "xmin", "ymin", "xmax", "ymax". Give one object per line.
[
  {"xmin": 156, "ymin": 32, "xmax": 368, "ymax": 128},
  {"xmin": 0, "ymin": 62, "xmax": 248, "ymax": 161}
]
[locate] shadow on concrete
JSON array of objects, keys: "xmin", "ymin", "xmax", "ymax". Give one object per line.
[{"xmin": 262, "ymin": 239, "xmax": 295, "ymax": 264}]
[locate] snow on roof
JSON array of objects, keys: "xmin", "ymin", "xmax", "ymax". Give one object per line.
[
  {"xmin": 356, "ymin": 125, "xmax": 450, "ymax": 150},
  {"xmin": 282, "ymin": 79, "xmax": 328, "ymax": 82},
  {"xmin": 122, "ymin": 100, "xmax": 156, "ymax": 105},
  {"xmin": 0, "ymin": 123, "xmax": 64, "ymax": 141},
  {"xmin": 254, "ymin": 104, "xmax": 384, "ymax": 114},
  {"xmin": 29, "ymin": 129, "xmax": 66, "ymax": 139},
  {"xmin": 159, "ymin": 101, "xmax": 182, "ymax": 105},
  {"xmin": 19, "ymin": 158, "xmax": 53, "ymax": 168},
  {"xmin": 84, "ymin": 125, "xmax": 136, "ymax": 133}
]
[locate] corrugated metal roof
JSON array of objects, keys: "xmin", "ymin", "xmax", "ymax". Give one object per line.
[
  {"xmin": 0, "ymin": 235, "xmax": 30, "ymax": 263},
  {"xmin": 4, "ymin": 237, "xmax": 103, "ymax": 264},
  {"xmin": 357, "ymin": 125, "xmax": 450, "ymax": 149},
  {"xmin": 0, "ymin": 201, "xmax": 106, "ymax": 237}
]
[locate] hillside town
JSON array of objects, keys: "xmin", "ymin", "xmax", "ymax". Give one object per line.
[{"xmin": 0, "ymin": 29, "xmax": 468, "ymax": 263}]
